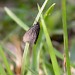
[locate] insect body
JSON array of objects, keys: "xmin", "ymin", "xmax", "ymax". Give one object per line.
[{"xmin": 23, "ymin": 22, "xmax": 40, "ymax": 45}]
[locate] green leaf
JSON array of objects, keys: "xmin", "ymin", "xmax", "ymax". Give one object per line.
[
  {"xmin": 44, "ymin": 3, "xmax": 56, "ymax": 18},
  {"xmin": 0, "ymin": 46, "xmax": 13, "ymax": 75},
  {"xmin": 38, "ymin": 4, "xmax": 60, "ymax": 74},
  {"xmin": 0, "ymin": 63, "xmax": 7, "ymax": 75},
  {"xmin": 31, "ymin": 0, "xmax": 48, "ymax": 74},
  {"xmin": 21, "ymin": 43, "xmax": 29, "ymax": 75},
  {"xmin": 62, "ymin": 0, "xmax": 71, "ymax": 75},
  {"xmin": 4, "ymin": 7, "xmax": 29, "ymax": 31},
  {"xmin": 33, "ymin": 0, "xmax": 48, "ymax": 25}
]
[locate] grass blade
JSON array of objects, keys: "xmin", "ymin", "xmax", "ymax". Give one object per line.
[
  {"xmin": 32, "ymin": 42, "xmax": 43, "ymax": 73},
  {"xmin": 42, "ymin": 63, "xmax": 48, "ymax": 75},
  {"xmin": 0, "ymin": 63, "xmax": 7, "ymax": 75},
  {"xmin": 54, "ymin": 48, "xmax": 63, "ymax": 60},
  {"xmin": 44, "ymin": 41, "xmax": 63, "ymax": 60},
  {"xmin": 0, "ymin": 46, "xmax": 13, "ymax": 75},
  {"xmin": 44, "ymin": 3, "xmax": 56, "ymax": 18},
  {"xmin": 21, "ymin": 43, "xmax": 29, "ymax": 75},
  {"xmin": 39, "ymin": 8, "xmax": 60, "ymax": 75},
  {"xmin": 31, "ymin": 0, "xmax": 48, "ymax": 74},
  {"xmin": 4, "ymin": 7, "xmax": 29, "ymax": 31},
  {"xmin": 62, "ymin": 0, "xmax": 71, "ymax": 75},
  {"xmin": 38, "ymin": 4, "xmax": 63, "ymax": 60},
  {"xmin": 33, "ymin": 0, "xmax": 48, "ymax": 25}
]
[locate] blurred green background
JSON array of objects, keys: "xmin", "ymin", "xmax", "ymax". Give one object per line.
[{"xmin": 0, "ymin": 0, "xmax": 75, "ymax": 75}]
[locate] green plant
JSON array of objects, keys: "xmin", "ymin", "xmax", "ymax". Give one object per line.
[
  {"xmin": 62, "ymin": 0, "xmax": 71, "ymax": 75},
  {"xmin": 0, "ymin": 0, "xmax": 71, "ymax": 75}
]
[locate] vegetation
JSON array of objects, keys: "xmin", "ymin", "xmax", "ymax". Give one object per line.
[{"xmin": 0, "ymin": 0, "xmax": 75, "ymax": 75}]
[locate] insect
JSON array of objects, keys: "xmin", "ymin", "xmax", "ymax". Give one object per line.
[{"xmin": 23, "ymin": 22, "xmax": 40, "ymax": 45}]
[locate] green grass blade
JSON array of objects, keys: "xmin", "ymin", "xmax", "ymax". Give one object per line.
[
  {"xmin": 21, "ymin": 43, "xmax": 29, "ymax": 75},
  {"xmin": 26, "ymin": 67, "xmax": 38, "ymax": 75},
  {"xmin": 39, "ymin": 10, "xmax": 60, "ymax": 75},
  {"xmin": 62, "ymin": 0, "xmax": 71, "ymax": 75},
  {"xmin": 38, "ymin": 4, "xmax": 63, "ymax": 60},
  {"xmin": 31, "ymin": 24, "xmax": 44, "ymax": 74},
  {"xmin": 44, "ymin": 41, "xmax": 63, "ymax": 60},
  {"xmin": 54, "ymin": 48, "xmax": 63, "ymax": 60},
  {"xmin": 4, "ymin": 7, "xmax": 29, "ymax": 31},
  {"xmin": 31, "ymin": 0, "xmax": 48, "ymax": 73},
  {"xmin": 42, "ymin": 63, "xmax": 48, "ymax": 75},
  {"xmin": 33, "ymin": 0, "xmax": 48, "ymax": 25},
  {"xmin": 0, "ymin": 46, "xmax": 13, "ymax": 75},
  {"xmin": 44, "ymin": 3, "xmax": 56, "ymax": 18},
  {"xmin": 32, "ymin": 42, "xmax": 43, "ymax": 72},
  {"xmin": 0, "ymin": 63, "xmax": 7, "ymax": 75}
]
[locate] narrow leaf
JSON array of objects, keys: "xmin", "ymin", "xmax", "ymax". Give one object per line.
[
  {"xmin": 44, "ymin": 3, "xmax": 56, "ymax": 18},
  {"xmin": 4, "ymin": 7, "xmax": 29, "ymax": 31},
  {"xmin": 33, "ymin": 0, "xmax": 48, "ymax": 25},
  {"xmin": 0, "ymin": 46, "xmax": 13, "ymax": 75}
]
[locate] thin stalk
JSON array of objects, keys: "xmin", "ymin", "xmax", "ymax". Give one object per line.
[
  {"xmin": 0, "ymin": 63, "xmax": 7, "ymax": 75},
  {"xmin": 37, "ymin": 4, "xmax": 60, "ymax": 75},
  {"xmin": 31, "ymin": 0, "xmax": 48, "ymax": 74},
  {"xmin": 21, "ymin": 43, "xmax": 29, "ymax": 75},
  {"xmin": 62, "ymin": 0, "xmax": 71, "ymax": 75},
  {"xmin": 4, "ymin": 7, "xmax": 29, "ymax": 31},
  {"xmin": 40, "ymin": 13, "xmax": 60, "ymax": 75},
  {"xmin": 0, "ymin": 46, "xmax": 13, "ymax": 75},
  {"xmin": 42, "ymin": 62, "xmax": 48, "ymax": 75},
  {"xmin": 33, "ymin": 0, "xmax": 48, "ymax": 25}
]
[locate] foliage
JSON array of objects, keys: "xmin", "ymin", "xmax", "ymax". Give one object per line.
[{"xmin": 0, "ymin": 0, "xmax": 75, "ymax": 75}]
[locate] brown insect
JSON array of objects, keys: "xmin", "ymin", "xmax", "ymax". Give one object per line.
[{"xmin": 23, "ymin": 22, "xmax": 40, "ymax": 45}]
